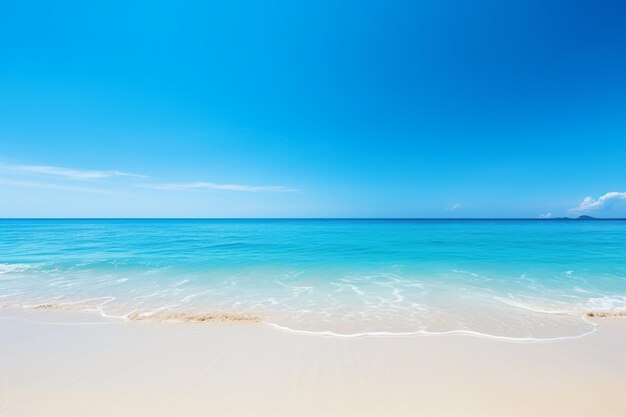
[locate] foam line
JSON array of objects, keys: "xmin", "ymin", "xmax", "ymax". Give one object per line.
[{"xmin": 263, "ymin": 321, "xmax": 598, "ymax": 343}]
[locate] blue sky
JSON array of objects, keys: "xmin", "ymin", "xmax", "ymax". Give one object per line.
[{"xmin": 1, "ymin": 0, "xmax": 625, "ymax": 217}]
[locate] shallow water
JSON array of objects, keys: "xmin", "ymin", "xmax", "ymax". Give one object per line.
[{"xmin": 1, "ymin": 219, "xmax": 625, "ymax": 339}]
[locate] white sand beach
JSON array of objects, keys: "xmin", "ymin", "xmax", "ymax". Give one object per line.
[{"xmin": 1, "ymin": 308, "xmax": 625, "ymax": 417}]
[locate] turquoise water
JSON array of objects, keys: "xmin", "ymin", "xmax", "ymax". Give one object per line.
[{"xmin": 1, "ymin": 219, "xmax": 625, "ymax": 339}]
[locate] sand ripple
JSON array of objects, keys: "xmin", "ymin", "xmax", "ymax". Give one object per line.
[
  {"xmin": 126, "ymin": 311, "xmax": 260, "ymax": 323},
  {"xmin": 586, "ymin": 311, "xmax": 626, "ymax": 318}
]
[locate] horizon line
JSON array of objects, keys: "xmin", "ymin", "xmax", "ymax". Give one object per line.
[{"xmin": 1, "ymin": 217, "xmax": 625, "ymax": 221}]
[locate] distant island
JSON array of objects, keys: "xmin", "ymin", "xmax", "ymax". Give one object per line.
[
  {"xmin": 549, "ymin": 216, "xmax": 626, "ymax": 220},
  {"xmin": 547, "ymin": 215, "xmax": 597, "ymax": 220}
]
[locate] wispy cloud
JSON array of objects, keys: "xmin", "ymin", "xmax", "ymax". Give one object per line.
[
  {"xmin": 569, "ymin": 192, "xmax": 626, "ymax": 213},
  {"xmin": 446, "ymin": 203, "xmax": 462, "ymax": 211},
  {"xmin": 142, "ymin": 182, "xmax": 298, "ymax": 192},
  {"xmin": 539, "ymin": 212, "xmax": 554, "ymax": 219},
  {"xmin": 0, "ymin": 164, "xmax": 147, "ymax": 180},
  {"xmin": 0, "ymin": 179, "xmax": 115, "ymax": 194},
  {"xmin": 1, "ymin": 160, "xmax": 295, "ymax": 195}
]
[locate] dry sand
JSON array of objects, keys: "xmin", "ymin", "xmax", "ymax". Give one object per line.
[{"xmin": 1, "ymin": 308, "xmax": 625, "ymax": 417}]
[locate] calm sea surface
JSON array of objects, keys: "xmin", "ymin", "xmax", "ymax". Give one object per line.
[{"xmin": 1, "ymin": 219, "xmax": 625, "ymax": 339}]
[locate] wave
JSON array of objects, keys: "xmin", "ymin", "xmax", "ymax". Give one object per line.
[{"xmin": 0, "ymin": 263, "xmax": 38, "ymax": 275}]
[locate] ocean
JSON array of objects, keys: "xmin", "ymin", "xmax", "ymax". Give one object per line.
[{"xmin": 1, "ymin": 219, "xmax": 625, "ymax": 340}]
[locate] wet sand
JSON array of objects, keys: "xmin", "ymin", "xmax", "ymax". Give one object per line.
[{"xmin": 1, "ymin": 309, "xmax": 625, "ymax": 417}]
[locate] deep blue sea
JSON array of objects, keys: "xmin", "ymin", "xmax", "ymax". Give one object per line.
[{"xmin": 1, "ymin": 219, "xmax": 625, "ymax": 340}]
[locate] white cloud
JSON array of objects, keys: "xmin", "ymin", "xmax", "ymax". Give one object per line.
[
  {"xmin": 569, "ymin": 192, "xmax": 626, "ymax": 213},
  {"xmin": 539, "ymin": 212, "xmax": 554, "ymax": 219},
  {"xmin": 446, "ymin": 203, "xmax": 462, "ymax": 211},
  {"xmin": 143, "ymin": 182, "xmax": 298, "ymax": 192},
  {"xmin": 0, "ymin": 164, "xmax": 147, "ymax": 180}
]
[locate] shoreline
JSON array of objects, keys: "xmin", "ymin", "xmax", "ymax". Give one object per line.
[
  {"xmin": 2, "ymin": 309, "xmax": 626, "ymax": 416},
  {"xmin": 3, "ymin": 303, "xmax": 619, "ymax": 342}
]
